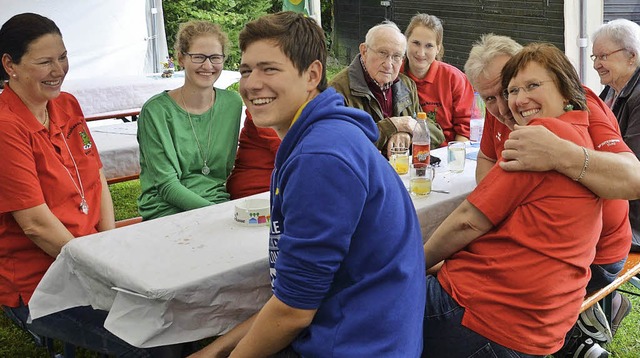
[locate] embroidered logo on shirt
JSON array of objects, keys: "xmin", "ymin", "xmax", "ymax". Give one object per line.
[
  {"xmin": 596, "ymin": 139, "xmax": 621, "ymax": 149},
  {"xmin": 80, "ymin": 131, "xmax": 93, "ymax": 150},
  {"xmin": 426, "ymin": 108, "xmax": 437, "ymax": 123}
]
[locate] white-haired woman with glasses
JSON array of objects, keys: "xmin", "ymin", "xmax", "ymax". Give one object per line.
[
  {"xmin": 137, "ymin": 20, "xmax": 242, "ymax": 220},
  {"xmin": 593, "ymin": 19, "xmax": 640, "ymax": 253}
]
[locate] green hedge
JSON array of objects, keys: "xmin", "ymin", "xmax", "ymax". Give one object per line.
[{"xmin": 163, "ymin": 0, "xmax": 276, "ymax": 70}]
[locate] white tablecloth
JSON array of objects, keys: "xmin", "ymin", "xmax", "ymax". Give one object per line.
[
  {"xmin": 91, "ymin": 122, "xmax": 140, "ymax": 181},
  {"xmin": 29, "ymin": 146, "xmax": 478, "ymax": 348},
  {"xmin": 63, "ymin": 70, "xmax": 240, "ymax": 117}
]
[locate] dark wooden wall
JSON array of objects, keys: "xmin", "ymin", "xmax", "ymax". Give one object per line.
[
  {"xmin": 604, "ymin": 0, "xmax": 640, "ymax": 23},
  {"xmin": 332, "ymin": 0, "xmax": 392, "ymax": 64}
]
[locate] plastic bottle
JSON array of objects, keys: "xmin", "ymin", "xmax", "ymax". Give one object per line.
[
  {"xmin": 412, "ymin": 112, "xmax": 430, "ymax": 165},
  {"xmin": 469, "ymin": 91, "xmax": 485, "ymax": 143}
]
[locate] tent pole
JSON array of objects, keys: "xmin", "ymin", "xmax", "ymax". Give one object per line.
[
  {"xmin": 150, "ymin": 0, "xmax": 159, "ymax": 73},
  {"xmin": 578, "ymin": 0, "xmax": 588, "ymax": 83}
]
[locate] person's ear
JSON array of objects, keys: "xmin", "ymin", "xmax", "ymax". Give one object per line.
[
  {"xmin": 176, "ymin": 51, "xmax": 186, "ymax": 69},
  {"xmin": 359, "ymin": 43, "xmax": 367, "ymax": 58},
  {"xmin": 305, "ymin": 60, "xmax": 323, "ymax": 90},
  {"xmin": 2, "ymin": 53, "xmax": 15, "ymax": 77}
]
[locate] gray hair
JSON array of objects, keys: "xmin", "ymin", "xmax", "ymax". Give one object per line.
[
  {"xmin": 464, "ymin": 33, "xmax": 523, "ymax": 88},
  {"xmin": 592, "ymin": 19, "xmax": 640, "ymax": 66},
  {"xmin": 365, "ymin": 20, "xmax": 406, "ymax": 51}
]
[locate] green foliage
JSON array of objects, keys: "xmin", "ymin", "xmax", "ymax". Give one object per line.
[
  {"xmin": 163, "ymin": 0, "xmax": 274, "ymax": 70},
  {"xmin": 163, "ymin": 1, "xmax": 336, "ymax": 70},
  {"xmin": 321, "ymin": 0, "xmax": 333, "ymax": 48}
]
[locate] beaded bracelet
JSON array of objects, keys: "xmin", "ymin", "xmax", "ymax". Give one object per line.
[{"xmin": 574, "ymin": 146, "xmax": 590, "ymax": 181}]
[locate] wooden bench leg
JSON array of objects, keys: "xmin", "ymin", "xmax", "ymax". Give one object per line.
[{"xmin": 601, "ymin": 293, "xmax": 614, "ymax": 328}]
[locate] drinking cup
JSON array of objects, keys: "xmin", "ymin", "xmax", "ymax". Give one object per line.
[
  {"xmin": 447, "ymin": 141, "xmax": 466, "ymax": 173},
  {"xmin": 410, "ymin": 164, "xmax": 435, "ymax": 196},
  {"xmin": 390, "ymin": 147, "xmax": 410, "ymax": 175}
]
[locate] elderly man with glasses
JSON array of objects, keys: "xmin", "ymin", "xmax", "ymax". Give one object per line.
[{"xmin": 330, "ymin": 21, "xmax": 445, "ymax": 157}]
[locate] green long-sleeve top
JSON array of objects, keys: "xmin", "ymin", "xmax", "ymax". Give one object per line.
[{"xmin": 137, "ymin": 89, "xmax": 242, "ymax": 220}]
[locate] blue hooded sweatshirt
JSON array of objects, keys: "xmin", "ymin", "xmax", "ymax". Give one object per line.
[{"xmin": 269, "ymin": 88, "xmax": 425, "ymax": 357}]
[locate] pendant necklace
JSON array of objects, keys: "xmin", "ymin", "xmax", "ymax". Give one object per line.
[
  {"xmin": 55, "ymin": 110, "xmax": 89, "ymax": 215},
  {"xmin": 181, "ymin": 87, "xmax": 215, "ymax": 175}
]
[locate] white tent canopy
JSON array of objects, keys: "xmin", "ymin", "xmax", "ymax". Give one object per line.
[{"xmin": 0, "ymin": 0, "xmax": 169, "ymax": 81}]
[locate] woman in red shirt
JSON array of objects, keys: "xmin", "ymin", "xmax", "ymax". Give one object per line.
[
  {"xmin": 422, "ymin": 43, "xmax": 603, "ymax": 357},
  {"xmin": 0, "ymin": 13, "xmax": 180, "ymax": 357},
  {"xmin": 402, "ymin": 13, "xmax": 475, "ymax": 145}
]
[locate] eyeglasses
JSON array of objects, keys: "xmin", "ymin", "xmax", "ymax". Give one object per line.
[
  {"xmin": 367, "ymin": 46, "xmax": 404, "ymax": 64},
  {"xmin": 182, "ymin": 52, "xmax": 225, "ymax": 64},
  {"xmin": 590, "ymin": 48, "xmax": 625, "ymax": 62},
  {"xmin": 502, "ymin": 80, "xmax": 553, "ymax": 100}
]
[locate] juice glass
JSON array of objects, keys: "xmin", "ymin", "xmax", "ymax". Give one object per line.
[
  {"xmin": 410, "ymin": 164, "xmax": 435, "ymax": 196},
  {"xmin": 390, "ymin": 147, "xmax": 409, "ymax": 175}
]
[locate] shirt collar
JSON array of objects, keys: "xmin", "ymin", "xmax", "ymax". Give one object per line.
[
  {"xmin": 403, "ymin": 60, "xmax": 440, "ymax": 85},
  {"xmin": 0, "ymin": 84, "xmax": 47, "ymax": 134}
]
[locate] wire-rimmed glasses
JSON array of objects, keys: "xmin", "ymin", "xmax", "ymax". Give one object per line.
[{"xmin": 590, "ymin": 48, "xmax": 625, "ymax": 62}]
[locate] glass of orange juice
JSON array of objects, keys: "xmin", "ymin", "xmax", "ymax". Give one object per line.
[
  {"xmin": 410, "ymin": 164, "xmax": 435, "ymax": 196},
  {"xmin": 390, "ymin": 147, "xmax": 409, "ymax": 175}
]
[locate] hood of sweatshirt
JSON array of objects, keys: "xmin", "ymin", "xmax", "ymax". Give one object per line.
[{"xmin": 274, "ymin": 87, "xmax": 378, "ymax": 167}]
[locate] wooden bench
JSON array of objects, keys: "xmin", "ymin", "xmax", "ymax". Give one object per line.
[
  {"xmin": 106, "ymin": 174, "xmax": 140, "ymax": 186},
  {"xmin": 580, "ymin": 252, "xmax": 640, "ymax": 325},
  {"xmin": 115, "ymin": 216, "xmax": 143, "ymax": 228},
  {"xmin": 85, "ymin": 110, "xmax": 140, "ymax": 122}
]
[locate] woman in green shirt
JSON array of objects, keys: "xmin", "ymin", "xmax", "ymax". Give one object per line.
[{"xmin": 137, "ymin": 20, "xmax": 242, "ymax": 220}]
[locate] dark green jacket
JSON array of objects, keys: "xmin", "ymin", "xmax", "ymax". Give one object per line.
[{"xmin": 330, "ymin": 55, "xmax": 445, "ymax": 151}]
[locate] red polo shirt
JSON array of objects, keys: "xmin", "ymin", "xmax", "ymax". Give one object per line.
[
  {"xmin": 480, "ymin": 87, "xmax": 631, "ymax": 266},
  {"xmin": 402, "ymin": 60, "xmax": 474, "ymax": 144},
  {"xmin": 0, "ymin": 85, "xmax": 103, "ymax": 307},
  {"xmin": 441, "ymin": 111, "xmax": 602, "ymax": 354}
]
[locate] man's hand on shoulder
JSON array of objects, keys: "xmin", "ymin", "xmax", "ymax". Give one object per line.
[
  {"xmin": 499, "ymin": 124, "xmax": 566, "ymax": 172},
  {"xmin": 389, "ymin": 116, "xmax": 417, "ymax": 134}
]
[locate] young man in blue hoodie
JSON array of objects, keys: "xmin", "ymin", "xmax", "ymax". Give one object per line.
[{"xmin": 191, "ymin": 12, "xmax": 425, "ymax": 358}]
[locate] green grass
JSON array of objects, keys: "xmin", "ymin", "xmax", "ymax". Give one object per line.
[
  {"xmin": 607, "ymin": 283, "xmax": 640, "ymax": 356},
  {"xmin": 0, "ymin": 311, "xmax": 102, "ymax": 357},
  {"xmin": 109, "ymin": 180, "xmax": 141, "ymax": 221}
]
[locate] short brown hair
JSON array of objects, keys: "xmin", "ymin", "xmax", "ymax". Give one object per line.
[
  {"xmin": 174, "ymin": 20, "xmax": 230, "ymax": 57},
  {"xmin": 239, "ymin": 11, "xmax": 327, "ymax": 91},
  {"xmin": 501, "ymin": 42, "xmax": 586, "ymax": 111}
]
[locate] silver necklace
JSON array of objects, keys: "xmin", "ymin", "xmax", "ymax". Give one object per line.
[
  {"xmin": 55, "ymin": 110, "xmax": 89, "ymax": 215},
  {"xmin": 181, "ymin": 88, "xmax": 215, "ymax": 175}
]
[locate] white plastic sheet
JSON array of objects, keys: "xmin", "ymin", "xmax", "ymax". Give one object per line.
[{"xmin": 0, "ymin": 0, "xmax": 168, "ymax": 80}]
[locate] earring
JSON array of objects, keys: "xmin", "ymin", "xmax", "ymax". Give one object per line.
[
  {"xmin": 564, "ymin": 103, "xmax": 574, "ymax": 112},
  {"xmin": 11, "ymin": 74, "xmax": 16, "ymax": 77}
]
